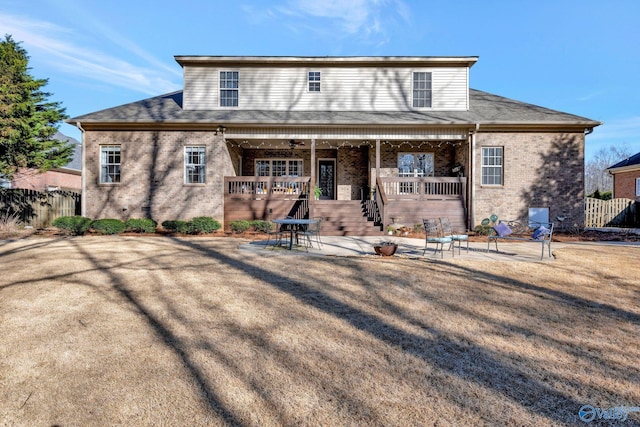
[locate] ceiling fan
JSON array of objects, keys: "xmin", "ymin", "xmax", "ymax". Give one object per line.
[{"xmin": 288, "ymin": 139, "xmax": 305, "ymax": 148}]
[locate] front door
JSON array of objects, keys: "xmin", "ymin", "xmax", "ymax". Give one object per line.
[{"xmin": 318, "ymin": 160, "xmax": 335, "ymax": 200}]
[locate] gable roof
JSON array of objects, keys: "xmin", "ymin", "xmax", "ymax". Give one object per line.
[
  {"xmin": 607, "ymin": 151, "xmax": 640, "ymax": 173},
  {"xmin": 53, "ymin": 131, "xmax": 82, "ymax": 171},
  {"xmin": 67, "ymin": 89, "xmax": 600, "ymax": 130}
]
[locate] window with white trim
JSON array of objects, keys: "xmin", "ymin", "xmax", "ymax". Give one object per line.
[
  {"xmin": 481, "ymin": 147, "xmax": 503, "ymax": 186},
  {"xmin": 636, "ymin": 178, "xmax": 640, "ymax": 196},
  {"xmin": 308, "ymin": 71, "xmax": 321, "ymax": 92},
  {"xmin": 255, "ymin": 159, "xmax": 303, "ymax": 177},
  {"xmin": 185, "ymin": 146, "xmax": 206, "ymax": 184},
  {"xmin": 412, "ymin": 72, "xmax": 432, "ymax": 108},
  {"xmin": 220, "ymin": 71, "xmax": 238, "ymax": 107},
  {"xmin": 100, "ymin": 145, "xmax": 121, "ymax": 183}
]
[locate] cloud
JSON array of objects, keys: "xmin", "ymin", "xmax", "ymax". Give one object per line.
[
  {"xmin": 0, "ymin": 13, "xmax": 180, "ymax": 96},
  {"xmin": 250, "ymin": 0, "xmax": 411, "ymax": 45}
]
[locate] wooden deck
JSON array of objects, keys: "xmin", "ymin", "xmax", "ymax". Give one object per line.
[{"xmin": 224, "ymin": 176, "xmax": 468, "ymax": 234}]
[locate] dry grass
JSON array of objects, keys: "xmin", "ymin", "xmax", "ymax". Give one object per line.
[{"xmin": 1, "ymin": 236, "xmax": 639, "ymax": 426}]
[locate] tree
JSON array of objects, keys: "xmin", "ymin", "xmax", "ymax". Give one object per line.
[
  {"xmin": 584, "ymin": 145, "xmax": 632, "ymax": 196},
  {"xmin": 0, "ymin": 34, "xmax": 72, "ymax": 179}
]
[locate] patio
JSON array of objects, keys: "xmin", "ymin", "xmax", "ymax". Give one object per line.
[{"xmin": 242, "ymin": 235, "xmax": 571, "ymax": 261}]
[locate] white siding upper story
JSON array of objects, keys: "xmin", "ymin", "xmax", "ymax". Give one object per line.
[{"xmin": 182, "ymin": 64, "xmax": 470, "ymax": 112}]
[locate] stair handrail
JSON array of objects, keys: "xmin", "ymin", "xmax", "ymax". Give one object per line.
[{"xmin": 375, "ymin": 176, "xmax": 388, "ymax": 230}]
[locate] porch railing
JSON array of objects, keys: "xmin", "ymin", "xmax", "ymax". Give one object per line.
[
  {"xmin": 225, "ymin": 176, "xmax": 311, "ymax": 199},
  {"xmin": 379, "ymin": 177, "xmax": 466, "ymax": 200}
]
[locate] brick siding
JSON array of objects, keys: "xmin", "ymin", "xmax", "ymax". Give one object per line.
[
  {"xmin": 84, "ymin": 130, "xmax": 235, "ymax": 224},
  {"xmin": 612, "ymin": 170, "xmax": 640, "ymax": 201},
  {"xmin": 473, "ymin": 132, "xmax": 585, "ymax": 227}
]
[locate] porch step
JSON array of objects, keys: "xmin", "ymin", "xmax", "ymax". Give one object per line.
[{"xmin": 312, "ymin": 200, "xmax": 383, "ymax": 236}]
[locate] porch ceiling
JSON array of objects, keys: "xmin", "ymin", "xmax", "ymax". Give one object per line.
[{"xmin": 224, "ymin": 126, "xmax": 468, "ymax": 142}]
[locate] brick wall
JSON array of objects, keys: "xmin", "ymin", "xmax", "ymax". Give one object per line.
[
  {"xmin": 11, "ymin": 168, "xmax": 81, "ymax": 191},
  {"xmin": 612, "ymin": 170, "xmax": 640, "ymax": 201},
  {"xmin": 473, "ymin": 132, "xmax": 585, "ymax": 227},
  {"xmin": 84, "ymin": 130, "xmax": 235, "ymax": 224}
]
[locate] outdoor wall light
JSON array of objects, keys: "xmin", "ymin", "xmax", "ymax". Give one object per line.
[{"xmin": 215, "ymin": 125, "xmax": 226, "ymax": 135}]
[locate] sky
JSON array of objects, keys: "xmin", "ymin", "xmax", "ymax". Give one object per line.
[{"xmin": 1, "ymin": 0, "xmax": 639, "ymax": 162}]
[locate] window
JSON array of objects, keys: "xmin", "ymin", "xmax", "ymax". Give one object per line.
[
  {"xmin": 220, "ymin": 71, "xmax": 238, "ymax": 107},
  {"xmin": 308, "ymin": 71, "xmax": 321, "ymax": 92},
  {"xmin": 398, "ymin": 153, "xmax": 434, "ymax": 194},
  {"xmin": 413, "ymin": 72, "xmax": 432, "ymax": 108},
  {"xmin": 100, "ymin": 145, "xmax": 121, "ymax": 183},
  {"xmin": 398, "ymin": 153, "xmax": 434, "ymax": 177},
  {"xmin": 636, "ymin": 178, "xmax": 640, "ymax": 197},
  {"xmin": 481, "ymin": 147, "xmax": 503, "ymax": 185},
  {"xmin": 185, "ymin": 146, "xmax": 206, "ymax": 184},
  {"xmin": 255, "ymin": 159, "xmax": 303, "ymax": 177}
]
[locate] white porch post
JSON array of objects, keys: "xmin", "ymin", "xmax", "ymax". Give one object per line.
[
  {"xmin": 310, "ymin": 139, "xmax": 316, "ymax": 213},
  {"xmin": 375, "ymin": 139, "xmax": 380, "ymax": 179}
]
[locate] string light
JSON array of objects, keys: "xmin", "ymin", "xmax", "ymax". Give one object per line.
[{"xmin": 226, "ymin": 139, "xmax": 463, "ymax": 150}]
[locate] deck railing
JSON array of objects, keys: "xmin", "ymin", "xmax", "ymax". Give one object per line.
[
  {"xmin": 225, "ymin": 176, "xmax": 311, "ymax": 199},
  {"xmin": 379, "ymin": 177, "xmax": 466, "ymax": 200}
]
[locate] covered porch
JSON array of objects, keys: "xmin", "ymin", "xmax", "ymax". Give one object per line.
[{"xmin": 222, "ymin": 126, "xmax": 471, "ymax": 235}]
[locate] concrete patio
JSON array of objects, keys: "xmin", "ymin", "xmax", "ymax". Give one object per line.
[{"xmin": 240, "ymin": 236, "xmax": 572, "ymax": 261}]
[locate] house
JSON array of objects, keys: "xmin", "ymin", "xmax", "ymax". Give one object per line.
[
  {"xmin": 607, "ymin": 151, "xmax": 640, "ymax": 201},
  {"xmin": 67, "ymin": 56, "xmax": 600, "ymax": 235},
  {"xmin": 4, "ymin": 132, "xmax": 82, "ymax": 192}
]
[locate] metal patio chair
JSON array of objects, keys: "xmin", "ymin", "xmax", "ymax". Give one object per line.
[
  {"xmin": 440, "ymin": 217, "xmax": 469, "ymax": 255},
  {"xmin": 422, "ymin": 218, "xmax": 453, "ymax": 258}
]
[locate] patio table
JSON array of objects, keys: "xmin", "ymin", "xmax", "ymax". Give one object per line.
[{"xmin": 272, "ymin": 218, "xmax": 318, "ymax": 250}]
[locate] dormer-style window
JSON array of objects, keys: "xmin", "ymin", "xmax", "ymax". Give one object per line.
[
  {"xmin": 412, "ymin": 72, "xmax": 432, "ymax": 108},
  {"xmin": 220, "ymin": 71, "xmax": 239, "ymax": 107},
  {"xmin": 308, "ymin": 71, "xmax": 321, "ymax": 92}
]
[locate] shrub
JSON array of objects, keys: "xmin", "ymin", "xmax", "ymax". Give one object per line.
[
  {"xmin": 187, "ymin": 217, "xmax": 221, "ymax": 234},
  {"xmin": 90, "ymin": 218, "xmax": 126, "ymax": 235},
  {"xmin": 229, "ymin": 219, "xmax": 252, "ymax": 233},
  {"xmin": 473, "ymin": 224, "xmax": 494, "ymax": 235},
  {"xmin": 125, "ymin": 218, "xmax": 157, "ymax": 233},
  {"xmin": 252, "ymin": 220, "xmax": 271, "ymax": 233},
  {"xmin": 162, "ymin": 220, "xmax": 190, "ymax": 234},
  {"xmin": 52, "ymin": 215, "xmax": 92, "ymax": 235}
]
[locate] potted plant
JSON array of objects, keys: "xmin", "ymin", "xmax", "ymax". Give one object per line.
[
  {"xmin": 313, "ymin": 186, "xmax": 322, "ymax": 200},
  {"xmin": 373, "ymin": 241, "xmax": 398, "ymax": 256}
]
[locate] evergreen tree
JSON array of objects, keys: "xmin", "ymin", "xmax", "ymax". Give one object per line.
[{"xmin": 0, "ymin": 34, "xmax": 72, "ymax": 179}]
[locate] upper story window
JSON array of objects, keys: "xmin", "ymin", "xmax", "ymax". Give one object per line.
[
  {"xmin": 412, "ymin": 72, "xmax": 432, "ymax": 108},
  {"xmin": 100, "ymin": 145, "xmax": 121, "ymax": 184},
  {"xmin": 308, "ymin": 71, "xmax": 321, "ymax": 92},
  {"xmin": 185, "ymin": 146, "xmax": 206, "ymax": 184},
  {"xmin": 220, "ymin": 71, "xmax": 239, "ymax": 107},
  {"xmin": 481, "ymin": 147, "xmax": 503, "ymax": 186},
  {"xmin": 636, "ymin": 178, "xmax": 640, "ymax": 197}
]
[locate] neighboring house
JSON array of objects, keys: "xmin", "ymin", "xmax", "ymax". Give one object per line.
[
  {"xmin": 67, "ymin": 56, "xmax": 600, "ymax": 234},
  {"xmin": 7, "ymin": 131, "xmax": 82, "ymax": 192},
  {"xmin": 607, "ymin": 151, "xmax": 640, "ymax": 201}
]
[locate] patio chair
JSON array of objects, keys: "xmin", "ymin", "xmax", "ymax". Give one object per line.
[
  {"xmin": 440, "ymin": 217, "xmax": 469, "ymax": 255},
  {"xmin": 297, "ymin": 216, "xmax": 323, "ymax": 250},
  {"xmin": 422, "ymin": 218, "xmax": 453, "ymax": 258},
  {"xmin": 263, "ymin": 217, "xmax": 285, "ymax": 250}
]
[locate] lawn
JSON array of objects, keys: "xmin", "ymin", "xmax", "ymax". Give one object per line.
[{"xmin": 1, "ymin": 236, "xmax": 638, "ymax": 426}]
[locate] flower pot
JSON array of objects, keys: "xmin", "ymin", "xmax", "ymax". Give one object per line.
[{"xmin": 374, "ymin": 244, "xmax": 398, "ymax": 256}]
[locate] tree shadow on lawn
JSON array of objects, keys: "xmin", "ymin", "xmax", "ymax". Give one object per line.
[
  {"xmin": 33, "ymin": 236, "xmax": 636, "ymax": 425},
  {"xmin": 167, "ymin": 237, "xmax": 631, "ymax": 425}
]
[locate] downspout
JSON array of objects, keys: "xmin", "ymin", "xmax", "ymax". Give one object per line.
[
  {"xmin": 469, "ymin": 123, "xmax": 479, "ymax": 230},
  {"xmin": 76, "ymin": 121, "xmax": 86, "ymax": 217}
]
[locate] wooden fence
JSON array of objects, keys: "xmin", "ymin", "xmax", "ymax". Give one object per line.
[
  {"xmin": 584, "ymin": 197, "xmax": 638, "ymax": 228},
  {"xmin": 0, "ymin": 189, "xmax": 81, "ymax": 228}
]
